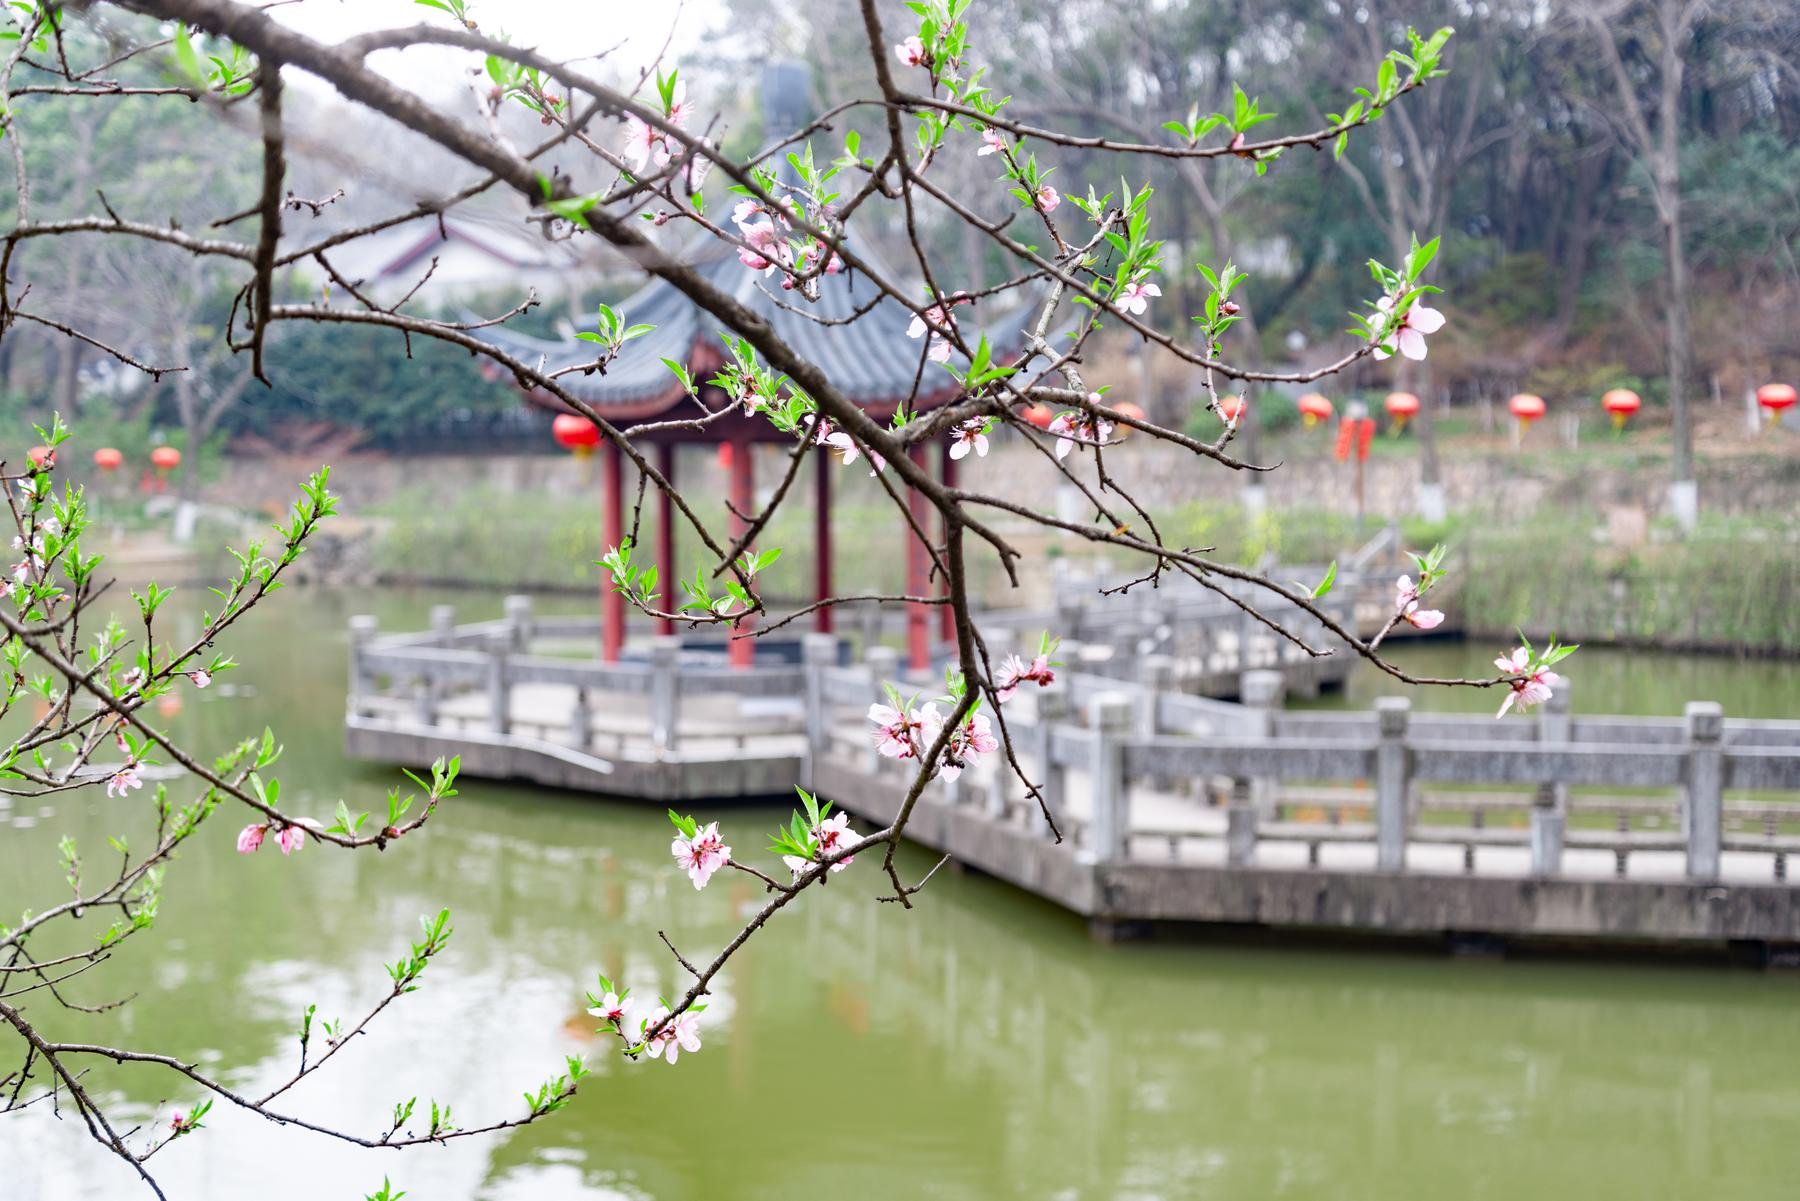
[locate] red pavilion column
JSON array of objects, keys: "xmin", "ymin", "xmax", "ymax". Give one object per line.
[
  {"xmin": 600, "ymin": 438, "xmax": 625, "ymax": 663},
  {"xmin": 728, "ymin": 439, "xmax": 755, "ymax": 669},
  {"xmin": 656, "ymin": 442, "xmax": 677, "ymax": 636},
  {"xmin": 905, "ymin": 445, "xmax": 931, "ymax": 673},
  {"xmin": 814, "ymin": 449, "xmax": 834, "ymax": 634},
  {"xmin": 938, "ymin": 438, "xmax": 957, "ymax": 646}
]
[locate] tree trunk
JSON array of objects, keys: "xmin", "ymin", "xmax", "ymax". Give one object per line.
[{"xmin": 1659, "ymin": 0, "xmax": 1693, "ymax": 486}]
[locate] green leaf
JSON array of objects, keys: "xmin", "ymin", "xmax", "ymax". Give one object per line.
[{"xmin": 173, "ymin": 25, "xmax": 206, "ymax": 89}]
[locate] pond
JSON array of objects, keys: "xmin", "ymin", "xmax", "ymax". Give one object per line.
[
  {"xmin": 1297, "ymin": 638, "xmax": 1800, "ymax": 720},
  {"xmin": 4, "ymin": 588, "xmax": 1799, "ymax": 1200}
]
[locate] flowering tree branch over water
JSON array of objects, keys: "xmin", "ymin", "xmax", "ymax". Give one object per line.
[{"xmin": 0, "ymin": 0, "xmax": 1578, "ymax": 1193}]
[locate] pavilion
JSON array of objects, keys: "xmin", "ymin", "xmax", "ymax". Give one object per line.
[{"xmin": 486, "ymin": 235, "xmax": 1024, "ymax": 670}]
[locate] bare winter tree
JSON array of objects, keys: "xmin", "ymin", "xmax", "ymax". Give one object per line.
[{"xmin": 0, "ymin": 2, "xmax": 1576, "ymax": 1195}]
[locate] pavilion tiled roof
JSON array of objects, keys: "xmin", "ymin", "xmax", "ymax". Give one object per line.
[{"xmin": 486, "ymin": 234, "xmax": 1027, "ymax": 423}]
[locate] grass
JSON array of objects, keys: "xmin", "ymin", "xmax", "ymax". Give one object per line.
[{"xmin": 367, "ymin": 464, "xmax": 1800, "ymax": 653}]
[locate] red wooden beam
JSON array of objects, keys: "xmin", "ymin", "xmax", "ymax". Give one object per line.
[
  {"xmin": 728, "ymin": 440, "xmax": 755, "ymax": 669},
  {"xmin": 600, "ymin": 438, "xmax": 625, "ymax": 663}
]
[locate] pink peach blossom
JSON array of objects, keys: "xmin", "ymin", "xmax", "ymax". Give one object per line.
[
  {"xmin": 1118, "ymin": 279, "xmax": 1161, "ymax": 316},
  {"xmin": 671, "ymin": 821, "xmax": 730, "ymax": 889},
  {"xmin": 1402, "ymin": 603, "xmax": 1445, "ymax": 630},
  {"xmin": 949, "ymin": 419, "xmax": 990, "ymax": 460},
  {"xmin": 922, "ymin": 706, "xmax": 998, "ymax": 781},
  {"xmin": 868, "ymin": 702, "xmax": 923, "ymax": 760},
  {"xmin": 587, "ymin": 992, "xmax": 628, "ymax": 1025},
  {"xmin": 995, "ymin": 653, "xmax": 1055, "ymax": 701},
  {"xmin": 1372, "ymin": 296, "xmax": 1446, "ymax": 362},
  {"xmin": 276, "ymin": 824, "xmax": 306, "ymax": 855},
  {"xmin": 236, "ymin": 824, "xmax": 265, "ymax": 854},
  {"xmin": 1046, "ymin": 404, "xmax": 1114, "ymax": 460},
  {"xmin": 1494, "ymin": 647, "xmax": 1560, "ymax": 718},
  {"xmin": 645, "ymin": 1007, "xmax": 703, "ymax": 1064}
]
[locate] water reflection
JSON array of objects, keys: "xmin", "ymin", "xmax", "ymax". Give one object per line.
[{"xmin": 2, "ymin": 590, "xmax": 1798, "ymax": 1199}]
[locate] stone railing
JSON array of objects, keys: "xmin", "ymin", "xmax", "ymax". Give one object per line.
[
  {"xmin": 348, "ymin": 597, "xmax": 814, "ymax": 758},
  {"xmin": 804, "ymin": 638, "xmax": 1800, "ymax": 886}
]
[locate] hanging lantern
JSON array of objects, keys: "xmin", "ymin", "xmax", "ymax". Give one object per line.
[
  {"xmin": 1297, "ymin": 392, "xmax": 1334, "ymax": 429},
  {"xmin": 1383, "ymin": 391, "xmax": 1420, "ymax": 433},
  {"xmin": 1021, "ymin": 403, "xmax": 1055, "ymax": 429},
  {"xmin": 93, "ymin": 447, "xmax": 124, "ymax": 471},
  {"xmin": 1600, "ymin": 388, "xmax": 1640, "ymax": 431},
  {"xmin": 1508, "ymin": 393, "xmax": 1546, "ymax": 433},
  {"xmin": 552, "ymin": 413, "xmax": 602, "ymax": 456},
  {"xmin": 26, "ymin": 445, "xmax": 54, "ymax": 468},
  {"xmin": 1334, "ymin": 415, "xmax": 1375, "ymax": 463},
  {"xmin": 1757, "ymin": 383, "xmax": 1796, "ymax": 425},
  {"xmin": 1217, "ymin": 395, "xmax": 1246, "ymax": 424},
  {"xmin": 1109, "ymin": 400, "xmax": 1145, "ymax": 442},
  {"xmin": 149, "ymin": 446, "xmax": 182, "ymax": 472}
]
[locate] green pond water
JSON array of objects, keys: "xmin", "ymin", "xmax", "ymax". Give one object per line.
[{"xmin": 3, "ymin": 589, "xmax": 1799, "ymax": 1200}]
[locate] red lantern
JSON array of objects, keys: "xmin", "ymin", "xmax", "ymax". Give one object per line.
[
  {"xmin": 1110, "ymin": 400, "xmax": 1146, "ymax": 441},
  {"xmin": 1021, "ymin": 403, "xmax": 1055, "ymax": 430},
  {"xmin": 1217, "ymin": 395, "xmax": 1246, "ymax": 423},
  {"xmin": 26, "ymin": 445, "xmax": 53, "ymax": 468},
  {"xmin": 149, "ymin": 446, "xmax": 182, "ymax": 471},
  {"xmin": 1601, "ymin": 388, "xmax": 1640, "ymax": 431},
  {"xmin": 1297, "ymin": 392, "xmax": 1334, "ymax": 429},
  {"xmin": 1383, "ymin": 391, "xmax": 1420, "ymax": 433},
  {"xmin": 552, "ymin": 413, "xmax": 602, "ymax": 456},
  {"xmin": 1508, "ymin": 393, "xmax": 1546, "ymax": 433},
  {"xmin": 1334, "ymin": 416, "xmax": 1375, "ymax": 463},
  {"xmin": 93, "ymin": 447, "xmax": 124, "ymax": 471},
  {"xmin": 1757, "ymin": 383, "xmax": 1796, "ymax": 425}
]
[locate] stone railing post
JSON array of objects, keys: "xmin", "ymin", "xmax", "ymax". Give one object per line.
[
  {"xmin": 649, "ymin": 636, "xmax": 681, "ymax": 753},
  {"xmin": 1235, "ymin": 606, "xmax": 1255, "ymax": 672},
  {"xmin": 1083, "ymin": 693, "xmax": 1133, "ymax": 866},
  {"xmin": 347, "ymin": 615, "xmax": 378, "ymax": 717},
  {"xmin": 1375, "ymin": 696, "xmax": 1411, "ymax": 872},
  {"xmin": 503, "ymin": 594, "xmax": 534, "ymax": 652},
  {"xmin": 1532, "ymin": 681, "xmax": 1571, "ymax": 875},
  {"xmin": 800, "ymin": 633, "xmax": 837, "ymax": 789},
  {"xmin": 1226, "ymin": 775, "xmax": 1257, "ymax": 867},
  {"xmin": 429, "ymin": 604, "xmax": 457, "ymax": 647},
  {"xmin": 985, "ymin": 742, "xmax": 1011, "ymax": 819},
  {"xmin": 485, "ymin": 628, "xmax": 511, "ymax": 736},
  {"xmin": 1241, "ymin": 670, "xmax": 1284, "ymax": 820},
  {"xmin": 1684, "ymin": 701, "xmax": 1723, "ymax": 882},
  {"xmin": 865, "ymin": 645, "xmax": 900, "ymax": 775},
  {"xmin": 1034, "ymin": 675, "xmax": 1072, "ymax": 833},
  {"xmin": 412, "ymin": 670, "xmax": 439, "ymax": 728},
  {"xmin": 568, "ymin": 686, "xmax": 593, "ymax": 751},
  {"xmin": 1136, "ymin": 655, "xmax": 1174, "ymax": 740}
]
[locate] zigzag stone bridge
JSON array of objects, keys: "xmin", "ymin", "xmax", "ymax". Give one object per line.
[{"xmin": 343, "ymin": 596, "xmax": 1800, "ymax": 954}]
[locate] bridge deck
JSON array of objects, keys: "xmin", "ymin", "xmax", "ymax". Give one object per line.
[{"xmin": 342, "ymin": 598, "xmax": 1800, "ymax": 948}]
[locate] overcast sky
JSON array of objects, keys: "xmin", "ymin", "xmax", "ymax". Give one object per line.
[{"xmin": 273, "ymin": 0, "xmax": 726, "ymax": 97}]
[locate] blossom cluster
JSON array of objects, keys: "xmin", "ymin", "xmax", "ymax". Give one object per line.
[
  {"xmin": 236, "ymin": 822, "xmax": 307, "ymax": 855},
  {"xmin": 1493, "ymin": 639, "xmax": 1576, "ymax": 718},
  {"xmin": 1047, "ymin": 403, "xmax": 1115, "ymax": 460},
  {"xmin": 584, "ymin": 973, "xmax": 705, "ymax": 1065}
]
